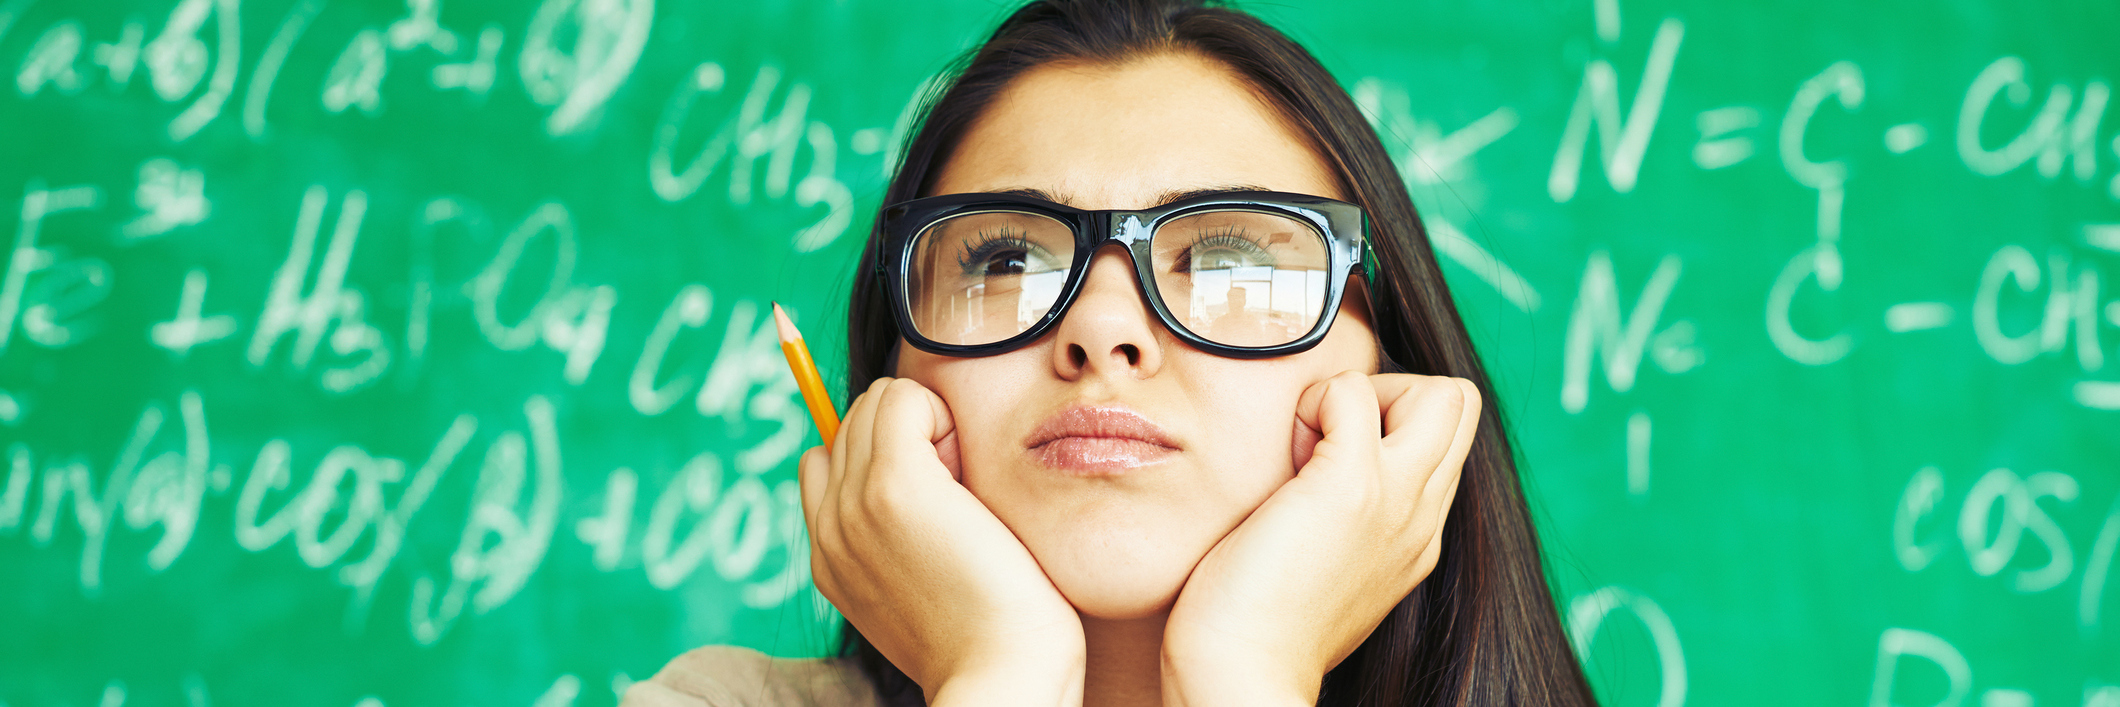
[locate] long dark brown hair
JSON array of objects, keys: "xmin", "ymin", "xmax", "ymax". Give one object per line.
[{"xmin": 836, "ymin": 1, "xmax": 1597, "ymax": 705}]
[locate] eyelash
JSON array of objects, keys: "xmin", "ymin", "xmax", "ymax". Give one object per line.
[
  {"xmin": 953, "ymin": 226, "xmax": 1270, "ymax": 274},
  {"xmin": 957, "ymin": 229, "xmax": 1042, "ymax": 274},
  {"xmin": 1175, "ymin": 227, "xmax": 1272, "ymax": 271},
  {"xmin": 1196, "ymin": 227, "xmax": 1267, "ymax": 250}
]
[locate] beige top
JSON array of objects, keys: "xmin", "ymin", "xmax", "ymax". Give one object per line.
[{"xmin": 620, "ymin": 646, "xmax": 887, "ymax": 707}]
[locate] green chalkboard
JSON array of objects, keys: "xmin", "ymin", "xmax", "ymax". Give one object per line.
[{"xmin": 2, "ymin": 0, "xmax": 2114, "ymax": 706}]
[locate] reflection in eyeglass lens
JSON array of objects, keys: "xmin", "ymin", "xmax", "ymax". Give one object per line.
[
  {"xmin": 907, "ymin": 211, "xmax": 1076, "ymax": 346},
  {"xmin": 1152, "ymin": 210, "xmax": 1329, "ymax": 348}
]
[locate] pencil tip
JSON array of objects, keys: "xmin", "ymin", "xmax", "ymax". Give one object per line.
[{"xmin": 771, "ymin": 302, "xmax": 802, "ymax": 344}]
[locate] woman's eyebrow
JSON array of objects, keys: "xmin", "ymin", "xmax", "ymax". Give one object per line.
[
  {"xmin": 995, "ymin": 187, "xmax": 1065, "ymax": 203},
  {"xmin": 989, "ymin": 184, "xmax": 1276, "ymax": 207},
  {"xmin": 1152, "ymin": 184, "xmax": 1275, "ymax": 205}
]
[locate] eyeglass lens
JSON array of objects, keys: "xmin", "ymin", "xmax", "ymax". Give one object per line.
[{"xmin": 905, "ymin": 208, "xmax": 1332, "ymax": 349}]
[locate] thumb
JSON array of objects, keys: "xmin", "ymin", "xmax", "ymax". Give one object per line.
[
  {"xmin": 1293, "ymin": 371, "xmax": 1382, "ymax": 475},
  {"xmin": 1291, "ymin": 414, "xmax": 1322, "ymax": 473},
  {"xmin": 933, "ymin": 401, "xmax": 963, "ymax": 481},
  {"xmin": 918, "ymin": 381, "xmax": 960, "ymax": 479},
  {"xmin": 797, "ymin": 445, "xmax": 829, "ymax": 533},
  {"xmin": 871, "ymin": 378, "xmax": 962, "ymax": 480}
]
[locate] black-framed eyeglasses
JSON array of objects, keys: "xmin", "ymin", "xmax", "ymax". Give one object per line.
[{"xmin": 876, "ymin": 190, "xmax": 1379, "ymax": 359}]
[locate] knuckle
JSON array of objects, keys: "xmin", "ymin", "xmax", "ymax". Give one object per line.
[
  {"xmin": 1429, "ymin": 376, "xmax": 1464, "ymax": 399},
  {"xmin": 878, "ymin": 377, "xmax": 933, "ymax": 416},
  {"xmin": 1414, "ymin": 554, "xmax": 1440, "ymax": 581},
  {"xmin": 809, "ymin": 559, "xmax": 839, "ymax": 596},
  {"xmin": 856, "ymin": 377, "xmax": 892, "ymax": 405},
  {"xmin": 1453, "ymin": 377, "xmax": 1483, "ymax": 406},
  {"xmin": 833, "ymin": 480, "xmax": 863, "ymax": 518},
  {"xmin": 805, "ymin": 532, "xmax": 827, "ymax": 563},
  {"xmin": 880, "ymin": 377, "xmax": 919, "ymax": 407},
  {"xmin": 1426, "ymin": 377, "xmax": 1469, "ymax": 412},
  {"xmin": 854, "ymin": 484, "xmax": 884, "ymax": 518},
  {"xmin": 856, "ymin": 478, "xmax": 907, "ymax": 520}
]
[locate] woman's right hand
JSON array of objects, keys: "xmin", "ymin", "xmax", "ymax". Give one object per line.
[{"xmin": 798, "ymin": 377, "xmax": 1086, "ymax": 707}]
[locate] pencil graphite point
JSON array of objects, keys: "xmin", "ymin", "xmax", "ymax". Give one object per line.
[
  {"xmin": 774, "ymin": 300, "xmax": 841, "ymax": 443},
  {"xmin": 771, "ymin": 301, "xmax": 803, "ymax": 344}
]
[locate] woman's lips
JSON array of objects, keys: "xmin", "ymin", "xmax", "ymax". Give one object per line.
[
  {"xmin": 1035, "ymin": 437, "xmax": 1175, "ymax": 473},
  {"xmin": 1025, "ymin": 406, "xmax": 1179, "ymax": 474}
]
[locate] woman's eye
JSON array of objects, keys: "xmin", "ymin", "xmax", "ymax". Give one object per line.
[
  {"xmin": 1179, "ymin": 233, "xmax": 1275, "ymax": 272},
  {"xmin": 959, "ymin": 235, "xmax": 1058, "ymax": 277},
  {"xmin": 980, "ymin": 250, "xmax": 1032, "ymax": 275}
]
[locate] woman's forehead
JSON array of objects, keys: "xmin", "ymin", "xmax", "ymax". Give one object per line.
[{"xmin": 931, "ymin": 51, "xmax": 1345, "ymax": 209}]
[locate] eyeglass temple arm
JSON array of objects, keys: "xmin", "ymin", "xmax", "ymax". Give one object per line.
[{"xmin": 1357, "ymin": 228, "xmax": 1382, "ymax": 300}]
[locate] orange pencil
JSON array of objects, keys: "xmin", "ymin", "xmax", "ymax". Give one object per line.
[{"xmin": 772, "ymin": 302, "xmax": 840, "ymax": 444}]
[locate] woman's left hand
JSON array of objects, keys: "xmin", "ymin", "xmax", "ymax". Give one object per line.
[{"xmin": 1160, "ymin": 371, "xmax": 1482, "ymax": 706}]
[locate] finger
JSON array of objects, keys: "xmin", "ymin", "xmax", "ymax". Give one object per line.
[
  {"xmin": 1378, "ymin": 379, "xmax": 1474, "ymax": 505},
  {"xmin": 1403, "ymin": 379, "xmax": 1480, "ymax": 526},
  {"xmin": 1293, "ymin": 374, "xmax": 1331, "ymax": 437},
  {"xmin": 1290, "ymin": 413, "xmax": 1323, "ymax": 472},
  {"xmin": 829, "ymin": 380, "xmax": 879, "ymax": 491},
  {"xmin": 799, "ymin": 447, "xmax": 844, "ymax": 602},
  {"xmin": 1410, "ymin": 468, "xmax": 1465, "ymax": 581},
  {"xmin": 808, "ymin": 543, "xmax": 843, "ymax": 606},
  {"xmin": 1291, "ymin": 376, "xmax": 1331, "ymax": 471},
  {"xmin": 871, "ymin": 379, "xmax": 956, "ymax": 483},
  {"xmin": 1426, "ymin": 378, "xmax": 1483, "ymax": 493},
  {"xmin": 1437, "ymin": 459, "xmax": 1465, "ymax": 525},
  {"xmin": 1376, "ymin": 375, "xmax": 1468, "ymax": 452},
  {"xmin": 922, "ymin": 382, "xmax": 965, "ymax": 480},
  {"xmin": 1410, "ymin": 518, "xmax": 1446, "ymax": 581},
  {"xmin": 1366, "ymin": 373, "xmax": 1424, "ymax": 439},
  {"xmin": 836, "ymin": 378, "xmax": 893, "ymax": 511},
  {"xmin": 1421, "ymin": 450, "xmax": 1467, "ymax": 536},
  {"xmin": 1320, "ymin": 370, "xmax": 1383, "ymax": 443},
  {"xmin": 824, "ymin": 381, "xmax": 867, "ymax": 521},
  {"xmin": 1409, "ymin": 386, "xmax": 1473, "ymax": 549},
  {"xmin": 798, "ymin": 445, "xmax": 828, "ymax": 530},
  {"xmin": 1296, "ymin": 371, "xmax": 1383, "ymax": 476}
]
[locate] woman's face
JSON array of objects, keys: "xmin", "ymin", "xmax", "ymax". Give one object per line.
[{"xmin": 898, "ymin": 51, "xmax": 1381, "ymax": 619}]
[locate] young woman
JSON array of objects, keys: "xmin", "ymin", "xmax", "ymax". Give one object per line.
[{"xmin": 625, "ymin": 1, "xmax": 1597, "ymax": 705}]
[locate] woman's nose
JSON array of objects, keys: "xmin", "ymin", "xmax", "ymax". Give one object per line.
[{"xmin": 1049, "ymin": 246, "xmax": 1164, "ymax": 380}]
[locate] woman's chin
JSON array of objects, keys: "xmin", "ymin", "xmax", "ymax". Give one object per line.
[
  {"xmin": 1050, "ymin": 565, "xmax": 1189, "ymax": 620},
  {"xmin": 1031, "ymin": 529, "xmax": 1213, "ymax": 620}
]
